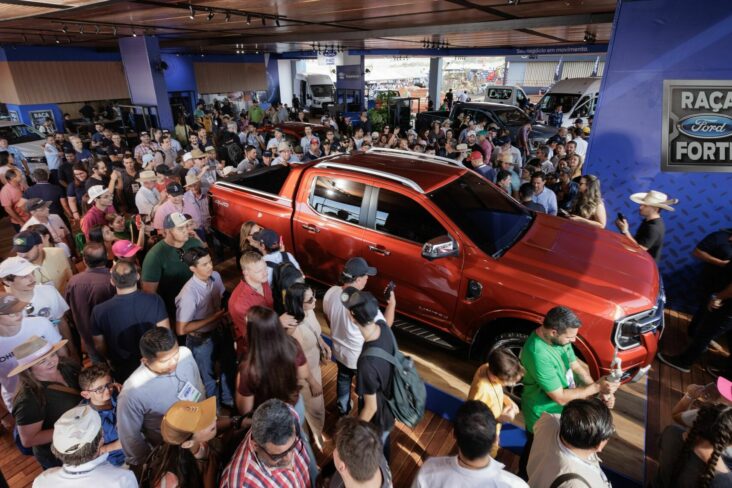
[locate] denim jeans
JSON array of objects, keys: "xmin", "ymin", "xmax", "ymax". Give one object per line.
[
  {"xmin": 336, "ymin": 360, "xmax": 357, "ymax": 415},
  {"xmin": 186, "ymin": 327, "xmax": 236, "ymax": 407},
  {"xmin": 381, "ymin": 428, "xmax": 392, "ymax": 462},
  {"xmin": 675, "ymin": 304, "xmax": 732, "ymax": 373}
]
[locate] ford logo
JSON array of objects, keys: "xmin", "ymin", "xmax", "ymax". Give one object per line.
[{"xmin": 677, "ymin": 113, "xmax": 732, "ymax": 139}]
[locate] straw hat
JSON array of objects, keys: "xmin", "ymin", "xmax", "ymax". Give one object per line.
[
  {"xmin": 184, "ymin": 173, "xmax": 200, "ymax": 187},
  {"xmin": 161, "ymin": 396, "xmax": 217, "ymax": 445},
  {"xmin": 136, "ymin": 170, "xmax": 157, "ymax": 183},
  {"xmin": 8, "ymin": 336, "xmax": 68, "ymax": 377},
  {"xmin": 629, "ymin": 190, "xmax": 679, "ymax": 211}
]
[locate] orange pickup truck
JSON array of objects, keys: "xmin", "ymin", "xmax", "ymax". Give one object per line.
[{"xmin": 210, "ymin": 148, "xmax": 664, "ymax": 382}]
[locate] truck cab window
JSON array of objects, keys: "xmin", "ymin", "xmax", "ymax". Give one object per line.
[
  {"xmin": 308, "ymin": 176, "xmax": 366, "ymax": 224},
  {"xmin": 374, "ymin": 188, "xmax": 445, "ymax": 244}
]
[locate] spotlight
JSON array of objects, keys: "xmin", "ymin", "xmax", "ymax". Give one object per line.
[
  {"xmin": 246, "ymin": 14, "xmax": 251, "ymax": 25},
  {"xmin": 188, "ymin": 4, "xmax": 195, "ymax": 19},
  {"xmin": 261, "ymin": 16, "xmax": 265, "ymax": 26},
  {"xmin": 276, "ymin": 17, "xmax": 280, "ymax": 27},
  {"xmin": 207, "ymin": 9, "xmax": 214, "ymax": 21},
  {"xmin": 132, "ymin": 28, "xmax": 137, "ymax": 37},
  {"xmin": 61, "ymin": 25, "xmax": 68, "ymax": 33},
  {"xmin": 224, "ymin": 12, "xmax": 230, "ymax": 22},
  {"xmin": 55, "ymin": 36, "xmax": 60, "ymax": 44}
]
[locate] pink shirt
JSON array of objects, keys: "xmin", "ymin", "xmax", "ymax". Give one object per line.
[
  {"xmin": 152, "ymin": 199, "xmax": 183, "ymax": 231},
  {"xmin": 0, "ymin": 183, "xmax": 24, "ymax": 224},
  {"xmin": 80, "ymin": 205, "xmax": 115, "ymax": 238}
]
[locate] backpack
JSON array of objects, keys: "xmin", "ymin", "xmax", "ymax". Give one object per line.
[
  {"xmin": 224, "ymin": 140, "xmax": 243, "ymax": 165},
  {"xmin": 267, "ymin": 252, "xmax": 304, "ymax": 315},
  {"xmin": 362, "ymin": 324, "xmax": 427, "ymax": 428}
]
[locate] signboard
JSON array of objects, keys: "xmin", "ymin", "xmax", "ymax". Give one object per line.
[
  {"xmin": 28, "ymin": 109, "xmax": 55, "ymax": 131},
  {"xmin": 662, "ymin": 80, "xmax": 732, "ymax": 172},
  {"xmin": 7, "ymin": 111, "xmax": 19, "ymax": 122}
]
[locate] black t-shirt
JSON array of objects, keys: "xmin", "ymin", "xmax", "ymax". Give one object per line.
[
  {"xmin": 357, "ymin": 320, "xmax": 395, "ymax": 433},
  {"xmin": 696, "ymin": 229, "xmax": 732, "ymax": 293},
  {"xmin": 58, "ymin": 160, "xmax": 75, "ymax": 187},
  {"xmin": 85, "ymin": 176, "xmax": 109, "ymax": 193},
  {"xmin": 120, "ymin": 170, "xmax": 140, "ymax": 211},
  {"xmin": 106, "ymin": 143, "xmax": 129, "ymax": 158},
  {"xmin": 635, "ymin": 217, "xmax": 665, "ymax": 262}
]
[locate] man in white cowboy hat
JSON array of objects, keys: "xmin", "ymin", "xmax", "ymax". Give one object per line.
[
  {"xmin": 32, "ymin": 405, "xmax": 137, "ymax": 487},
  {"xmin": 272, "ymin": 141, "xmax": 299, "ymax": 166},
  {"xmin": 134, "ymin": 170, "xmax": 160, "ymax": 220},
  {"xmin": 615, "ymin": 190, "xmax": 678, "ymax": 262},
  {"xmin": 80, "ymin": 185, "xmax": 116, "ymax": 240},
  {"xmin": 182, "ymin": 174, "xmax": 210, "ymax": 240}
]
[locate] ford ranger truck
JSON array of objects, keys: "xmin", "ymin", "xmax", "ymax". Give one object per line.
[{"xmin": 211, "ymin": 148, "xmax": 663, "ymax": 383}]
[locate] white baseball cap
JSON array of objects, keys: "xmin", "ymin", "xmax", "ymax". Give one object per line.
[
  {"xmin": 183, "ymin": 152, "xmax": 194, "ymax": 162},
  {"xmin": 53, "ymin": 405, "xmax": 102, "ymax": 455},
  {"xmin": 0, "ymin": 256, "xmax": 38, "ymax": 278},
  {"xmin": 87, "ymin": 185, "xmax": 109, "ymax": 203},
  {"xmin": 142, "ymin": 153, "xmax": 155, "ymax": 167}
]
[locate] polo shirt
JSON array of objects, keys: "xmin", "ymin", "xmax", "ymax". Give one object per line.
[
  {"xmin": 0, "ymin": 183, "xmax": 24, "ymax": 224},
  {"xmin": 81, "ymin": 204, "xmax": 115, "ymax": 238},
  {"xmin": 117, "ymin": 347, "xmax": 203, "ymax": 466},
  {"xmin": 527, "ymin": 414, "xmax": 610, "ymax": 488},
  {"xmin": 182, "ymin": 190, "xmax": 210, "ymax": 230},
  {"xmin": 64, "ymin": 267, "xmax": 115, "ymax": 352},
  {"xmin": 141, "ymin": 238, "xmax": 199, "ymax": 319},
  {"xmin": 152, "ymin": 199, "xmax": 183, "ymax": 232},
  {"xmin": 31, "ymin": 453, "xmax": 137, "ymax": 488},
  {"xmin": 175, "ymin": 272, "xmax": 225, "ymax": 333},
  {"xmin": 228, "ymin": 279, "xmax": 273, "ymax": 353}
]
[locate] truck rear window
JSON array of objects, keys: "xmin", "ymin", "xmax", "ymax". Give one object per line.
[{"xmin": 221, "ymin": 165, "xmax": 291, "ymax": 196}]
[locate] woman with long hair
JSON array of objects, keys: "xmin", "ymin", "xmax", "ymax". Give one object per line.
[
  {"xmin": 569, "ymin": 174, "xmax": 607, "ymax": 228},
  {"xmin": 11, "ymin": 336, "xmax": 79, "ymax": 469},
  {"xmin": 284, "ymin": 283, "xmax": 331, "ymax": 449},
  {"xmin": 238, "ymin": 220, "xmax": 262, "ymax": 256},
  {"xmin": 654, "ymin": 402, "xmax": 732, "ymax": 488}
]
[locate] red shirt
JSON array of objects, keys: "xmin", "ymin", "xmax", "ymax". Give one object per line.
[
  {"xmin": 229, "ymin": 279, "xmax": 273, "ymax": 354},
  {"xmin": 80, "ymin": 204, "xmax": 115, "ymax": 238}
]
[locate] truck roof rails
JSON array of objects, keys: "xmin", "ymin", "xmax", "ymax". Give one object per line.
[
  {"xmin": 314, "ymin": 161, "xmax": 424, "ymax": 193},
  {"xmin": 365, "ymin": 147, "xmax": 463, "ymax": 167}
]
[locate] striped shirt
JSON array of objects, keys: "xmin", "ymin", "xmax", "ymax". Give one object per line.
[{"xmin": 220, "ymin": 432, "xmax": 310, "ymax": 488}]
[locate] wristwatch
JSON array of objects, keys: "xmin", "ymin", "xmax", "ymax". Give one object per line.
[{"xmin": 231, "ymin": 415, "xmax": 244, "ymax": 430}]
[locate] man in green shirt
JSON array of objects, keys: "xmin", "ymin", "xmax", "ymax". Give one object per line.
[
  {"xmin": 141, "ymin": 212, "xmax": 201, "ymax": 323},
  {"xmin": 248, "ymin": 100, "xmax": 265, "ymax": 126},
  {"xmin": 518, "ymin": 306, "xmax": 617, "ymax": 479}
]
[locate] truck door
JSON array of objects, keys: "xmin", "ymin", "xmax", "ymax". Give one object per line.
[
  {"xmin": 292, "ymin": 171, "xmax": 370, "ymax": 287},
  {"xmin": 361, "ymin": 184, "xmax": 462, "ymax": 332}
]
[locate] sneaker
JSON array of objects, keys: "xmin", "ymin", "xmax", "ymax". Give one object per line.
[{"xmin": 657, "ymin": 352, "xmax": 691, "ymax": 373}]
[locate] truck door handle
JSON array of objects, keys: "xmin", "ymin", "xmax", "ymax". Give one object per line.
[
  {"xmin": 368, "ymin": 245, "xmax": 391, "ymax": 256},
  {"xmin": 301, "ymin": 224, "xmax": 320, "ymax": 233}
]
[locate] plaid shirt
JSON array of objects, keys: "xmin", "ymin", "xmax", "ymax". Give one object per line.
[{"xmin": 220, "ymin": 431, "xmax": 311, "ymax": 488}]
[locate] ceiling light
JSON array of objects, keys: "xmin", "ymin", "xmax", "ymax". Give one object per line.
[
  {"xmin": 61, "ymin": 25, "xmax": 68, "ymax": 33},
  {"xmin": 55, "ymin": 36, "xmax": 60, "ymax": 44},
  {"xmin": 224, "ymin": 12, "xmax": 230, "ymax": 22},
  {"xmin": 132, "ymin": 28, "xmax": 137, "ymax": 37},
  {"xmin": 276, "ymin": 17, "xmax": 280, "ymax": 27},
  {"xmin": 207, "ymin": 9, "xmax": 214, "ymax": 21},
  {"xmin": 188, "ymin": 4, "xmax": 195, "ymax": 19},
  {"xmin": 246, "ymin": 14, "xmax": 251, "ymax": 25}
]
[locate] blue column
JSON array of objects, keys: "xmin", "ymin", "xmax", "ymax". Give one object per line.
[
  {"xmin": 586, "ymin": 0, "xmax": 732, "ymax": 312},
  {"xmin": 118, "ymin": 36, "xmax": 174, "ymax": 129}
]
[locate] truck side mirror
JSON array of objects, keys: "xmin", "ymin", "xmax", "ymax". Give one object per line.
[{"xmin": 422, "ymin": 235, "xmax": 459, "ymax": 261}]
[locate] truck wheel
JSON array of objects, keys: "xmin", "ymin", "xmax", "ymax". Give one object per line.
[{"xmin": 484, "ymin": 330, "xmax": 530, "ymax": 405}]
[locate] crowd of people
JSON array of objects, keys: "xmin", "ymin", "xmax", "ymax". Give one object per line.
[{"xmin": 0, "ymin": 96, "xmax": 728, "ymax": 488}]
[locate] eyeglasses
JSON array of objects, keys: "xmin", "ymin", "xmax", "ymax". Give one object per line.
[
  {"xmin": 84, "ymin": 382, "xmax": 115, "ymax": 395},
  {"xmin": 258, "ymin": 436, "xmax": 302, "ymax": 462}
]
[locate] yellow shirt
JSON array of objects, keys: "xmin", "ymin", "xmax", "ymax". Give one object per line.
[
  {"xmin": 33, "ymin": 247, "xmax": 73, "ymax": 294},
  {"xmin": 468, "ymin": 363, "xmax": 505, "ymax": 456}
]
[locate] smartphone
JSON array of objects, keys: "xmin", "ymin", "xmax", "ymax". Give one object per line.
[
  {"xmin": 558, "ymin": 208, "xmax": 570, "ymax": 217},
  {"xmin": 384, "ymin": 281, "xmax": 396, "ymax": 300},
  {"xmin": 617, "ymin": 212, "xmax": 626, "ymax": 221}
]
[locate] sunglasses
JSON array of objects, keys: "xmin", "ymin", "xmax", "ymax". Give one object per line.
[
  {"xmin": 85, "ymin": 382, "xmax": 115, "ymax": 395},
  {"xmin": 259, "ymin": 436, "xmax": 302, "ymax": 462}
]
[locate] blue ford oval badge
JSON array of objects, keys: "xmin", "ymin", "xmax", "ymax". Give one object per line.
[{"xmin": 677, "ymin": 113, "xmax": 732, "ymax": 139}]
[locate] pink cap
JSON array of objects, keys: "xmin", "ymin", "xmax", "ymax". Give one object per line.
[
  {"xmin": 112, "ymin": 240, "xmax": 142, "ymax": 258},
  {"xmin": 718, "ymin": 376, "xmax": 732, "ymax": 403}
]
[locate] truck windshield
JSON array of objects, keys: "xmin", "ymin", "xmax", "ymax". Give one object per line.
[
  {"xmin": 311, "ymin": 85, "xmax": 334, "ymax": 98},
  {"xmin": 493, "ymin": 107, "xmax": 530, "ymax": 127},
  {"xmin": 0, "ymin": 124, "xmax": 43, "ymax": 144},
  {"xmin": 537, "ymin": 93, "xmax": 581, "ymax": 113},
  {"xmin": 429, "ymin": 172, "xmax": 533, "ymax": 257}
]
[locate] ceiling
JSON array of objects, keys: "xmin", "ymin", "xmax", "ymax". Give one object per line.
[{"xmin": 0, "ymin": 0, "xmax": 616, "ymax": 55}]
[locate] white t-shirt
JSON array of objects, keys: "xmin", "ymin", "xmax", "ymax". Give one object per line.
[
  {"xmin": 412, "ymin": 456, "xmax": 527, "ymax": 488},
  {"xmin": 573, "ymin": 137, "xmax": 588, "ymax": 157},
  {"xmin": 27, "ymin": 283, "xmax": 70, "ymax": 323},
  {"xmin": 322, "ymin": 285, "xmax": 386, "ymax": 370},
  {"xmin": 0, "ymin": 316, "xmax": 63, "ymax": 409},
  {"xmin": 263, "ymin": 251, "xmax": 301, "ymax": 287},
  {"xmin": 32, "ymin": 453, "xmax": 138, "ymax": 488},
  {"xmin": 22, "ymin": 215, "xmax": 72, "ymax": 257}
]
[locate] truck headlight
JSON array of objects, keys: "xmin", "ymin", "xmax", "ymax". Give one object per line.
[{"xmin": 613, "ymin": 295, "xmax": 665, "ymax": 350}]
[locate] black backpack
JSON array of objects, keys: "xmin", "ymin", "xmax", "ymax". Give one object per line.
[
  {"xmin": 224, "ymin": 140, "xmax": 243, "ymax": 165},
  {"xmin": 362, "ymin": 324, "xmax": 427, "ymax": 428},
  {"xmin": 267, "ymin": 252, "xmax": 304, "ymax": 315}
]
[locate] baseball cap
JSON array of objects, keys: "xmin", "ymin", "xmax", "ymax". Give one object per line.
[
  {"xmin": 139, "ymin": 131, "xmax": 150, "ymax": 137},
  {"xmin": 340, "ymin": 289, "xmax": 380, "ymax": 323},
  {"xmin": 12, "ymin": 231, "xmax": 43, "ymax": 253},
  {"xmin": 310, "ymin": 138, "xmax": 320, "ymax": 146},
  {"xmin": 343, "ymin": 257, "xmax": 377, "ymax": 279},
  {"xmin": 718, "ymin": 376, "xmax": 732, "ymax": 403},
  {"xmin": 467, "ymin": 130, "xmax": 477, "ymax": 137},
  {"xmin": 142, "ymin": 153, "xmax": 155, "ymax": 167},
  {"xmin": 0, "ymin": 292, "xmax": 27, "ymax": 315},
  {"xmin": 156, "ymin": 165, "xmax": 172, "ymax": 176},
  {"xmin": 476, "ymin": 130, "xmax": 488, "ymax": 137},
  {"xmin": 163, "ymin": 212, "xmax": 191, "ymax": 229},
  {"xmin": 87, "ymin": 185, "xmax": 109, "ymax": 203},
  {"xmin": 251, "ymin": 229, "xmax": 280, "ymax": 251},
  {"xmin": 52, "ymin": 405, "xmax": 102, "ymax": 455},
  {"xmin": 495, "ymin": 137, "xmax": 511, "ymax": 146},
  {"xmin": 161, "ymin": 397, "xmax": 217, "ymax": 445},
  {"xmin": 25, "ymin": 198, "xmax": 51, "ymax": 213},
  {"xmin": 112, "ymin": 240, "xmax": 142, "ymax": 258},
  {"xmin": 204, "ymin": 146, "xmax": 216, "ymax": 153},
  {"xmin": 166, "ymin": 183, "xmax": 185, "ymax": 196},
  {"xmin": 0, "ymin": 257, "xmax": 38, "ymax": 278},
  {"xmin": 456, "ymin": 143, "xmax": 468, "ymax": 152},
  {"xmin": 263, "ymin": 150, "xmax": 273, "ymax": 158},
  {"xmin": 182, "ymin": 152, "xmax": 194, "ymax": 162},
  {"xmin": 583, "ymin": 126, "xmax": 591, "ymax": 135},
  {"xmin": 470, "ymin": 150, "xmax": 483, "ymax": 161},
  {"xmin": 190, "ymin": 149, "xmax": 206, "ymax": 159}
]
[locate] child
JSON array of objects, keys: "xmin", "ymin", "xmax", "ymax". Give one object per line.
[
  {"xmin": 78, "ymin": 364, "xmax": 125, "ymax": 466},
  {"xmin": 468, "ymin": 348, "xmax": 524, "ymax": 456}
]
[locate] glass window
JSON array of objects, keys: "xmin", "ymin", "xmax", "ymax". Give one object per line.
[
  {"xmin": 573, "ymin": 96, "xmax": 590, "ymax": 117},
  {"xmin": 311, "ymin": 85, "xmax": 334, "ymax": 98},
  {"xmin": 0, "ymin": 123, "xmax": 43, "ymax": 144},
  {"xmin": 487, "ymin": 88, "xmax": 512, "ymax": 100},
  {"xmin": 493, "ymin": 107, "xmax": 531, "ymax": 127},
  {"xmin": 374, "ymin": 188, "xmax": 445, "ymax": 244},
  {"xmin": 537, "ymin": 93, "xmax": 581, "ymax": 113},
  {"xmin": 308, "ymin": 176, "xmax": 365, "ymax": 224}
]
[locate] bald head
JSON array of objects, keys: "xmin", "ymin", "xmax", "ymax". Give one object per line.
[{"xmin": 83, "ymin": 242, "xmax": 108, "ymax": 268}]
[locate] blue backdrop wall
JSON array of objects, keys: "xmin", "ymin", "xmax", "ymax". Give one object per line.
[{"xmin": 586, "ymin": 0, "xmax": 732, "ymax": 312}]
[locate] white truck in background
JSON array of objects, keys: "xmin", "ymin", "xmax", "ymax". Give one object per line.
[
  {"xmin": 484, "ymin": 86, "xmax": 529, "ymax": 109},
  {"xmin": 294, "ymin": 73, "xmax": 335, "ymax": 114},
  {"xmin": 535, "ymin": 77, "xmax": 602, "ymax": 128}
]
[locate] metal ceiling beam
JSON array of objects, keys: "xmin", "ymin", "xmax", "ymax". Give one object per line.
[
  {"xmin": 161, "ymin": 12, "xmax": 614, "ymax": 49},
  {"xmin": 0, "ymin": 0, "xmax": 72, "ymax": 8}
]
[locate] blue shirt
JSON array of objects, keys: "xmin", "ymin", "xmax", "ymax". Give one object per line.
[
  {"xmin": 3, "ymin": 147, "xmax": 27, "ymax": 176},
  {"xmin": 533, "ymin": 187, "xmax": 558, "ymax": 215},
  {"xmin": 43, "ymin": 143, "xmax": 62, "ymax": 171},
  {"xmin": 82, "ymin": 394, "xmax": 125, "ymax": 466},
  {"xmin": 75, "ymin": 148, "xmax": 94, "ymax": 164}
]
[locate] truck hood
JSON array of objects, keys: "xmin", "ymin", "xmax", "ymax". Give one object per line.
[
  {"xmin": 12, "ymin": 141, "xmax": 45, "ymax": 160},
  {"xmin": 500, "ymin": 213, "xmax": 659, "ymax": 317},
  {"xmin": 529, "ymin": 124, "xmax": 558, "ymax": 142}
]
